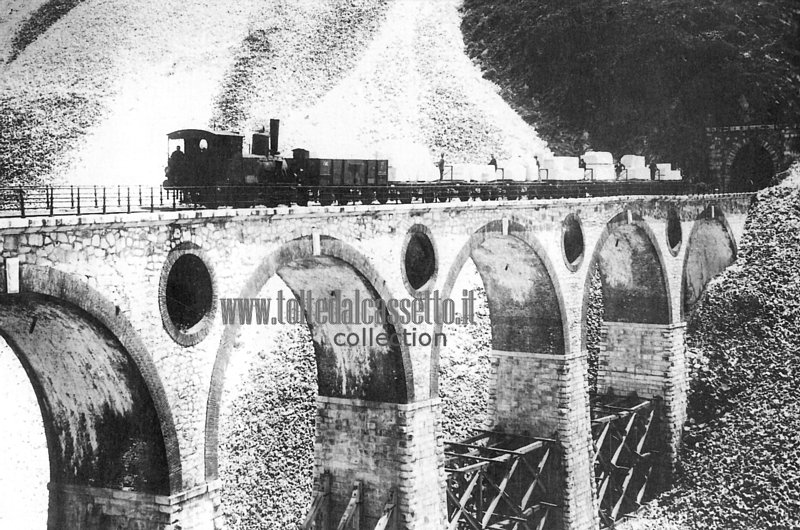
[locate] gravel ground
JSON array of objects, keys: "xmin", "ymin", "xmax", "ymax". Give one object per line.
[{"xmin": 0, "ymin": 0, "xmax": 50, "ymax": 63}]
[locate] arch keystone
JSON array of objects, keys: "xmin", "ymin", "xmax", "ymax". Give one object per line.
[{"xmin": 312, "ymin": 231, "xmax": 321, "ymax": 255}]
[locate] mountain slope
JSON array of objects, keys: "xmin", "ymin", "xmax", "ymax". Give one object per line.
[{"xmin": 1, "ymin": 0, "xmax": 547, "ymax": 187}]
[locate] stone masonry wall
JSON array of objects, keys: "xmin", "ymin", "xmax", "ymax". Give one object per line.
[
  {"xmin": 487, "ymin": 350, "xmax": 563, "ymax": 436},
  {"xmin": 47, "ymin": 481, "xmax": 222, "ymax": 530},
  {"xmin": 599, "ymin": 321, "xmax": 688, "ymax": 484},
  {"xmin": 598, "ymin": 322, "xmax": 676, "ymax": 398},
  {"xmin": 314, "ymin": 397, "xmax": 442, "ymax": 529}
]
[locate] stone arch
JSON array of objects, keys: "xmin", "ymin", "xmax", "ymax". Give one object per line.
[
  {"xmin": 580, "ymin": 208, "xmax": 681, "ymax": 437},
  {"xmin": 432, "ymin": 219, "xmax": 567, "ymax": 435},
  {"xmin": 205, "ymin": 235, "xmax": 414, "ymax": 479},
  {"xmin": 681, "ymin": 204, "xmax": 737, "ymax": 317},
  {"xmin": 582, "ymin": 211, "xmax": 672, "ymax": 336},
  {"xmin": 0, "ymin": 266, "xmax": 181, "ymax": 500},
  {"xmin": 725, "ymin": 138, "xmax": 780, "ymax": 192}
]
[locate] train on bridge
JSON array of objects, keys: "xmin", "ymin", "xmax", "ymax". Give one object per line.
[{"xmin": 163, "ymin": 119, "xmax": 693, "ymax": 208}]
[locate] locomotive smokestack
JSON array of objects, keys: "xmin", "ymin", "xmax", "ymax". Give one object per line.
[{"xmin": 269, "ymin": 119, "xmax": 280, "ymax": 155}]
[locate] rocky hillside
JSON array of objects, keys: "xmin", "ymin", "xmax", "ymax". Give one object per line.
[
  {"xmin": 629, "ymin": 165, "xmax": 800, "ymax": 529},
  {"xmin": 1, "ymin": 0, "xmax": 547, "ymax": 187}
]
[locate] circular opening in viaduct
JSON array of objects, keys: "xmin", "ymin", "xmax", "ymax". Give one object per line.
[
  {"xmin": 167, "ymin": 254, "xmax": 212, "ymax": 329},
  {"xmin": 562, "ymin": 214, "xmax": 585, "ymax": 271},
  {"xmin": 160, "ymin": 246, "xmax": 216, "ymax": 346},
  {"xmin": 403, "ymin": 226, "xmax": 437, "ymax": 292},
  {"xmin": 667, "ymin": 208, "xmax": 682, "ymax": 255}
]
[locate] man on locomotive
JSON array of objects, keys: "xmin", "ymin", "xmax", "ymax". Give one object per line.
[{"xmin": 168, "ymin": 145, "xmax": 187, "ymax": 184}]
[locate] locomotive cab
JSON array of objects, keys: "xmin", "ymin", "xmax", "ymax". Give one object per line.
[
  {"xmin": 164, "ymin": 125, "xmax": 289, "ymax": 189},
  {"xmin": 165, "ymin": 129, "xmax": 248, "ymax": 187}
]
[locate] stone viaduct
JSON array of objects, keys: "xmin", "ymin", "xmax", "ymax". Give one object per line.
[{"xmin": 0, "ymin": 193, "xmax": 751, "ymax": 529}]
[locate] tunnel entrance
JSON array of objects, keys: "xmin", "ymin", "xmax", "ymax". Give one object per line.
[{"xmin": 729, "ymin": 143, "xmax": 774, "ymax": 192}]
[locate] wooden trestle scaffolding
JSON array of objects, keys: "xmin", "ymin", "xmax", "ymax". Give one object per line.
[
  {"xmin": 444, "ymin": 430, "xmax": 562, "ymax": 530},
  {"xmin": 591, "ymin": 393, "xmax": 663, "ymax": 528},
  {"xmin": 443, "ymin": 394, "xmax": 663, "ymax": 530}
]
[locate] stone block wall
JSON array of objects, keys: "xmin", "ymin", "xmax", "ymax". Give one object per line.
[
  {"xmin": 314, "ymin": 397, "xmax": 442, "ymax": 529},
  {"xmin": 47, "ymin": 481, "xmax": 222, "ymax": 530},
  {"xmin": 485, "ymin": 349, "xmax": 597, "ymax": 530},
  {"xmin": 599, "ymin": 321, "xmax": 688, "ymax": 483},
  {"xmin": 598, "ymin": 322, "xmax": 675, "ymax": 398},
  {"xmin": 487, "ymin": 350, "xmax": 563, "ymax": 435},
  {"xmin": 556, "ymin": 355, "xmax": 598, "ymax": 530},
  {"xmin": 706, "ymin": 123, "xmax": 799, "ymax": 190}
]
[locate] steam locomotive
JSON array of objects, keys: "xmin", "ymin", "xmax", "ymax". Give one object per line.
[{"xmin": 163, "ymin": 119, "xmax": 690, "ymax": 207}]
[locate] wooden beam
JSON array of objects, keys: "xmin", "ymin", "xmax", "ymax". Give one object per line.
[{"xmin": 337, "ymin": 481, "xmax": 362, "ymax": 530}]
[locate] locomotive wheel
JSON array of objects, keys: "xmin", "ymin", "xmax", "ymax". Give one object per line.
[
  {"xmin": 506, "ymin": 186, "xmax": 519, "ymax": 201},
  {"xmin": 422, "ymin": 188, "xmax": 435, "ymax": 203},
  {"xmin": 479, "ymin": 187, "xmax": 491, "ymax": 201},
  {"xmin": 437, "ymin": 188, "xmax": 450, "ymax": 202},
  {"xmin": 340, "ymin": 189, "xmax": 357, "ymax": 205},
  {"xmin": 361, "ymin": 189, "xmax": 376, "ymax": 205},
  {"xmin": 295, "ymin": 187, "xmax": 309, "ymax": 207},
  {"xmin": 458, "ymin": 186, "xmax": 471, "ymax": 202},
  {"xmin": 376, "ymin": 188, "xmax": 389, "ymax": 204},
  {"xmin": 319, "ymin": 190, "xmax": 335, "ymax": 206},
  {"xmin": 399, "ymin": 188, "xmax": 413, "ymax": 204}
]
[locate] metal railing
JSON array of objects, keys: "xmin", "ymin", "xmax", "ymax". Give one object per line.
[
  {"xmin": 0, "ymin": 181, "xmax": 709, "ymax": 217},
  {"xmin": 0, "ymin": 185, "xmax": 181, "ymax": 217}
]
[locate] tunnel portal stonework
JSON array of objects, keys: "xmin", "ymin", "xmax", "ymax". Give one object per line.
[
  {"xmin": 707, "ymin": 123, "xmax": 800, "ymax": 191},
  {"xmin": 0, "ymin": 194, "xmax": 751, "ymax": 530}
]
